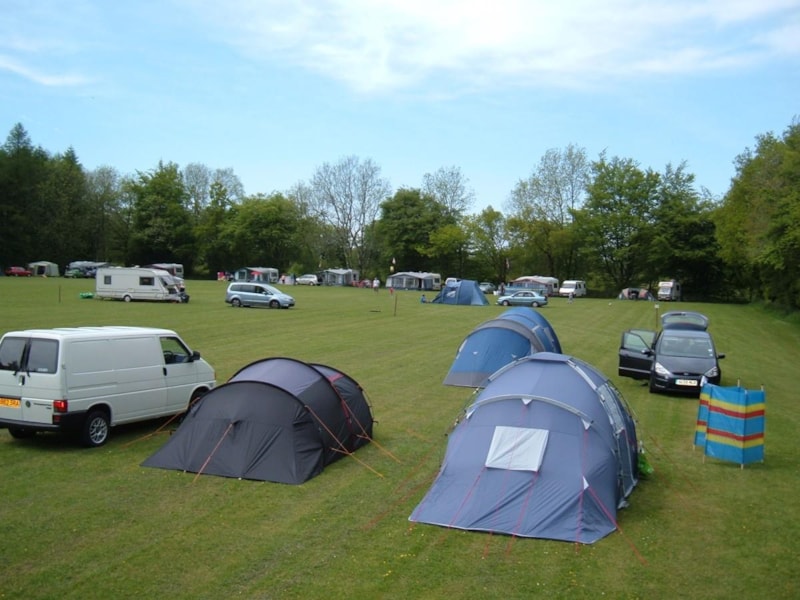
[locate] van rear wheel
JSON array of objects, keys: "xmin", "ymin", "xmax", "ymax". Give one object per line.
[
  {"xmin": 231, "ymin": 298, "xmax": 242, "ymax": 307},
  {"xmin": 8, "ymin": 427, "xmax": 36, "ymax": 440},
  {"xmin": 123, "ymin": 295, "xmax": 132, "ymax": 302},
  {"xmin": 81, "ymin": 410, "xmax": 110, "ymax": 447}
]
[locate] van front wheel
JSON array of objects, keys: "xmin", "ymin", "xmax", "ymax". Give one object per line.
[
  {"xmin": 81, "ymin": 410, "xmax": 110, "ymax": 447},
  {"xmin": 123, "ymin": 295, "xmax": 132, "ymax": 302}
]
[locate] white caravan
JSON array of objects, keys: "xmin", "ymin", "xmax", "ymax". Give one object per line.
[
  {"xmin": 0, "ymin": 326, "xmax": 216, "ymax": 446},
  {"xmin": 95, "ymin": 267, "xmax": 184, "ymax": 302}
]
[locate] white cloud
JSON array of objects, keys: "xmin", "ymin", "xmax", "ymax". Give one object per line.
[
  {"xmin": 192, "ymin": 0, "xmax": 800, "ymax": 92},
  {"xmin": 0, "ymin": 55, "xmax": 89, "ymax": 86}
]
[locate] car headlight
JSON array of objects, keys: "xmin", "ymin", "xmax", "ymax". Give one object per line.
[
  {"xmin": 654, "ymin": 362, "xmax": 671, "ymax": 377},
  {"xmin": 704, "ymin": 366, "xmax": 719, "ymax": 378}
]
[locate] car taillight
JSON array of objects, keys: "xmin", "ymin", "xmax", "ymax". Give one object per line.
[{"xmin": 53, "ymin": 400, "xmax": 68, "ymax": 413}]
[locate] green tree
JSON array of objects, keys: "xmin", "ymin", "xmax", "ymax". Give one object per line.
[
  {"xmin": 376, "ymin": 188, "xmax": 452, "ymax": 274},
  {"xmin": 222, "ymin": 193, "xmax": 311, "ymax": 272},
  {"xmin": 309, "ymin": 156, "xmax": 392, "ymax": 274},
  {"xmin": 648, "ymin": 162, "xmax": 723, "ymax": 299},
  {"xmin": 0, "ymin": 123, "xmax": 50, "ymax": 266},
  {"xmin": 37, "ymin": 147, "xmax": 90, "ymax": 267},
  {"xmin": 575, "ymin": 155, "xmax": 660, "ymax": 291},
  {"xmin": 421, "ymin": 165, "xmax": 475, "ymax": 219},
  {"xmin": 463, "ymin": 206, "xmax": 509, "ymax": 283},
  {"xmin": 506, "ymin": 144, "xmax": 589, "ymax": 280},
  {"xmin": 127, "ymin": 161, "xmax": 194, "ymax": 269},
  {"xmin": 85, "ymin": 166, "xmax": 126, "ymax": 263},
  {"xmin": 717, "ymin": 121, "xmax": 800, "ymax": 307}
]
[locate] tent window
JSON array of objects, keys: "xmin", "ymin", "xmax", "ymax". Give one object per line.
[{"xmin": 485, "ymin": 426, "xmax": 549, "ymax": 471}]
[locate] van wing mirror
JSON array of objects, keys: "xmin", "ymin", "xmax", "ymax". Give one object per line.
[{"xmin": 191, "ymin": 350, "xmax": 201, "ymax": 361}]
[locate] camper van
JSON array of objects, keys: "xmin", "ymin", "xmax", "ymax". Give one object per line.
[
  {"xmin": 95, "ymin": 267, "xmax": 186, "ymax": 302},
  {"xmin": 0, "ymin": 326, "xmax": 216, "ymax": 446},
  {"xmin": 559, "ymin": 280, "xmax": 587, "ymax": 297},
  {"xmin": 657, "ymin": 280, "xmax": 681, "ymax": 301}
]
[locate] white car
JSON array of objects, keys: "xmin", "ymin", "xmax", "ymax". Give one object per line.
[{"xmin": 296, "ymin": 274, "xmax": 319, "ymax": 285}]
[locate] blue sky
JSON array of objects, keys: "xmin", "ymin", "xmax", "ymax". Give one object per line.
[{"xmin": 2, "ymin": 0, "xmax": 798, "ymax": 212}]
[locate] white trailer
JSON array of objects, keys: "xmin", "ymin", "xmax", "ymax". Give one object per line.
[{"xmin": 95, "ymin": 267, "xmax": 185, "ymax": 302}]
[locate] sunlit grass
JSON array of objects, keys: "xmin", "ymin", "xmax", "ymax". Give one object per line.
[{"xmin": 0, "ymin": 277, "xmax": 798, "ymax": 598}]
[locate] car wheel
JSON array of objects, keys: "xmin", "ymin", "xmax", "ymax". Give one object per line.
[
  {"xmin": 231, "ymin": 298, "xmax": 241, "ymax": 307},
  {"xmin": 81, "ymin": 410, "xmax": 110, "ymax": 447},
  {"xmin": 123, "ymin": 294, "xmax": 132, "ymax": 302},
  {"xmin": 269, "ymin": 300, "xmax": 280, "ymax": 309},
  {"xmin": 532, "ymin": 301, "xmax": 540, "ymax": 307},
  {"xmin": 8, "ymin": 427, "xmax": 36, "ymax": 440},
  {"xmin": 648, "ymin": 376, "xmax": 658, "ymax": 394},
  {"xmin": 503, "ymin": 300, "xmax": 511, "ymax": 306}
]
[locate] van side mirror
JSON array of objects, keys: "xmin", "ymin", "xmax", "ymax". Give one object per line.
[{"xmin": 191, "ymin": 350, "xmax": 201, "ymax": 362}]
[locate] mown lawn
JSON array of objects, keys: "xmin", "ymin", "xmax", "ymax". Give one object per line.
[{"xmin": 1, "ymin": 277, "xmax": 798, "ymax": 599}]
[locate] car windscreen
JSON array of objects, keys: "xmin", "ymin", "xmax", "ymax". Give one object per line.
[{"xmin": 658, "ymin": 334, "xmax": 712, "ymax": 358}]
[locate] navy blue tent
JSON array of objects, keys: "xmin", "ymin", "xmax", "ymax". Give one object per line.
[
  {"xmin": 142, "ymin": 357, "xmax": 373, "ymax": 484},
  {"xmin": 412, "ymin": 353, "xmax": 639, "ymax": 544},
  {"xmin": 430, "ymin": 280, "xmax": 489, "ymax": 306},
  {"xmin": 444, "ymin": 308, "xmax": 561, "ymax": 387}
]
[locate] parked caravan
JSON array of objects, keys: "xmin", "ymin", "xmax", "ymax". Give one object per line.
[
  {"xmin": 233, "ymin": 267, "xmax": 279, "ymax": 283},
  {"xmin": 558, "ymin": 280, "xmax": 587, "ymax": 297},
  {"xmin": 510, "ymin": 276, "xmax": 559, "ymax": 296},
  {"xmin": 385, "ymin": 271, "xmax": 442, "ymax": 291},
  {"xmin": 144, "ymin": 263, "xmax": 184, "ymax": 279},
  {"xmin": 657, "ymin": 280, "xmax": 681, "ymax": 301},
  {"xmin": 0, "ymin": 326, "xmax": 216, "ymax": 446},
  {"xmin": 95, "ymin": 267, "xmax": 187, "ymax": 302}
]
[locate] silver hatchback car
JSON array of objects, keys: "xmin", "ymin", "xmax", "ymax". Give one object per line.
[{"xmin": 225, "ymin": 282, "xmax": 295, "ymax": 309}]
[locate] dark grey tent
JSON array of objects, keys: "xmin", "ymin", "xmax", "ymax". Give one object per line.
[
  {"xmin": 142, "ymin": 357, "xmax": 373, "ymax": 484},
  {"xmin": 411, "ymin": 353, "xmax": 639, "ymax": 544},
  {"xmin": 430, "ymin": 280, "xmax": 489, "ymax": 306}
]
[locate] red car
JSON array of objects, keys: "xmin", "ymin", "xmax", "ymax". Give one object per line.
[{"xmin": 4, "ymin": 266, "xmax": 32, "ymax": 277}]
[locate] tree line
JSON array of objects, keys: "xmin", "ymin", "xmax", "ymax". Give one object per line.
[{"xmin": 1, "ymin": 120, "xmax": 798, "ymax": 309}]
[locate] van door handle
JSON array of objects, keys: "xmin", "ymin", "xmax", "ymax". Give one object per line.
[{"xmin": 163, "ymin": 367, "xmax": 167, "ymax": 376}]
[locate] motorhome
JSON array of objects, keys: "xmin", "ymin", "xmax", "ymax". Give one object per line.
[
  {"xmin": 95, "ymin": 267, "xmax": 186, "ymax": 302},
  {"xmin": 0, "ymin": 326, "xmax": 215, "ymax": 446},
  {"xmin": 559, "ymin": 280, "xmax": 587, "ymax": 297},
  {"xmin": 145, "ymin": 263, "xmax": 184, "ymax": 279},
  {"xmin": 657, "ymin": 280, "xmax": 682, "ymax": 301}
]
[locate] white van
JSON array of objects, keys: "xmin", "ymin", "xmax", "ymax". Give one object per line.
[
  {"xmin": 559, "ymin": 280, "xmax": 587, "ymax": 297},
  {"xmin": 96, "ymin": 267, "xmax": 186, "ymax": 302},
  {"xmin": 0, "ymin": 326, "xmax": 216, "ymax": 446}
]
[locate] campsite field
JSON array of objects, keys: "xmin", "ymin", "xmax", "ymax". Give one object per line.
[{"xmin": 1, "ymin": 277, "xmax": 798, "ymax": 599}]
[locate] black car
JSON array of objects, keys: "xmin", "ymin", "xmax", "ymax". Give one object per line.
[{"xmin": 618, "ymin": 311, "xmax": 725, "ymax": 395}]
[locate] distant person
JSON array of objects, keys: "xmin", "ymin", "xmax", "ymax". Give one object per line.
[
  {"xmin": 499, "ymin": 283, "xmax": 505, "ymax": 295},
  {"xmin": 372, "ymin": 277, "xmax": 380, "ymax": 292},
  {"xmin": 568, "ymin": 291, "xmax": 574, "ymax": 303},
  {"xmin": 420, "ymin": 294, "xmax": 427, "ymax": 303}
]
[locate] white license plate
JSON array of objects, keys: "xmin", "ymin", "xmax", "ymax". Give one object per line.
[{"xmin": 676, "ymin": 379, "xmax": 698, "ymax": 387}]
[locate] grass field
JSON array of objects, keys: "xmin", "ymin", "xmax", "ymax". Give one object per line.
[{"xmin": 1, "ymin": 277, "xmax": 799, "ymax": 599}]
